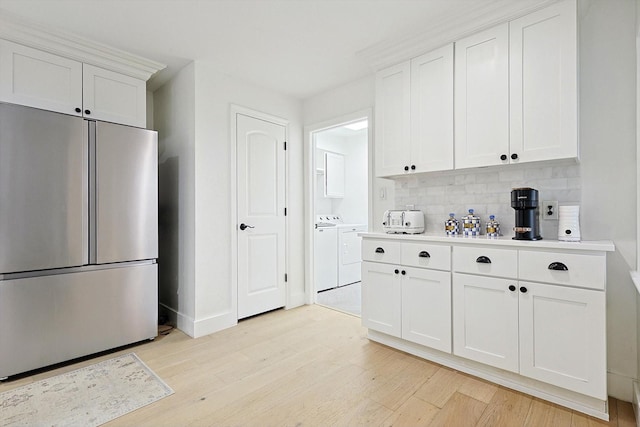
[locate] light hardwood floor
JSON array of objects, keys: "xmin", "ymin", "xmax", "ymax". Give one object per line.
[{"xmin": 1, "ymin": 304, "xmax": 636, "ymax": 426}]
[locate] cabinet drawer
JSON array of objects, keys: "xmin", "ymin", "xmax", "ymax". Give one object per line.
[
  {"xmin": 362, "ymin": 239, "xmax": 401, "ymax": 264},
  {"xmin": 518, "ymin": 250, "xmax": 606, "ymax": 290},
  {"xmin": 401, "ymin": 242, "xmax": 451, "ymax": 271},
  {"xmin": 453, "ymin": 246, "xmax": 517, "ymax": 278}
]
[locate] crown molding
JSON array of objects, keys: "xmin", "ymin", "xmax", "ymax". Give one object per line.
[
  {"xmin": 0, "ymin": 10, "xmax": 165, "ymax": 81},
  {"xmin": 356, "ymin": 0, "xmax": 559, "ymax": 71}
]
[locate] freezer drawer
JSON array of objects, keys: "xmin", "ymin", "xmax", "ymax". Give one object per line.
[
  {"xmin": 92, "ymin": 121, "xmax": 158, "ymax": 263},
  {"xmin": 0, "ymin": 263, "xmax": 157, "ymax": 378},
  {"xmin": 0, "ymin": 103, "xmax": 87, "ymax": 273}
]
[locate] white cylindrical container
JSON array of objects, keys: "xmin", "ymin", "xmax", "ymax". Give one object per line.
[{"xmin": 558, "ymin": 205, "xmax": 581, "ymax": 241}]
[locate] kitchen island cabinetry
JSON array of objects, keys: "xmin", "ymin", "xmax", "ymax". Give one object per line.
[
  {"xmin": 360, "ymin": 233, "xmax": 613, "ymax": 420},
  {"xmin": 0, "ymin": 39, "xmax": 147, "ymax": 128}
]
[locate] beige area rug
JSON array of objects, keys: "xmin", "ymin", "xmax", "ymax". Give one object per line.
[{"xmin": 0, "ymin": 353, "xmax": 173, "ymax": 427}]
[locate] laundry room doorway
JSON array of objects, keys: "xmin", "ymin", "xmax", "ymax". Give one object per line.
[{"xmin": 304, "ymin": 109, "xmax": 373, "ymax": 317}]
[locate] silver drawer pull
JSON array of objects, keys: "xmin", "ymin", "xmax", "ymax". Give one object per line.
[
  {"xmin": 476, "ymin": 256, "xmax": 491, "ymax": 264},
  {"xmin": 375, "ymin": 247, "xmax": 385, "ymax": 254},
  {"xmin": 548, "ymin": 262, "xmax": 568, "ymax": 271},
  {"xmin": 418, "ymin": 251, "xmax": 431, "ymax": 258}
]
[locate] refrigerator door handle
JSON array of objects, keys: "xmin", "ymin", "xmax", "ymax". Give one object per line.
[
  {"xmin": 82, "ymin": 120, "xmax": 90, "ymax": 265},
  {"xmin": 88, "ymin": 120, "xmax": 97, "ymax": 265}
]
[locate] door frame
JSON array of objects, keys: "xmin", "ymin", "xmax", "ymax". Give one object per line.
[
  {"xmin": 230, "ymin": 104, "xmax": 290, "ymax": 318},
  {"xmin": 303, "ymin": 108, "xmax": 373, "ymax": 305}
]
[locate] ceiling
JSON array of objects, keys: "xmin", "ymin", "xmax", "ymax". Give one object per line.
[{"xmin": 0, "ymin": 0, "xmax": 552, "ymax": 100}]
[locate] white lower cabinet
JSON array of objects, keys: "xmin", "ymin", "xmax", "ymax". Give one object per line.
[
  {"xmin": 402, "ymin": 267, "xmax": 451, "ymax": 352},
  {"xmin": 452, "ymin": 273, "xmax": 519, "ymax": 372},
  {"xmin": 519, "ymin": 281, "xmax": 606, "ymax": 399},
  {"xmin": 361, "ymin": 234, "xmax": 613, "ymax": 419},
  {"xmin": 361, "ymin": 261, "xmax": 401, "ymax": 337},
  {"xmin": 452, "ymin": 273, "xmax": 606, "ymax": 399},
  {"xmin": 361, "ymin": 241, "xmax": 452, "ymax": 353}
]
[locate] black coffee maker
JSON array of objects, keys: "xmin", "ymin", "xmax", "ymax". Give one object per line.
[{"xmin": 511, "ymin": 187, "xmax": 542, "ymax": 240}]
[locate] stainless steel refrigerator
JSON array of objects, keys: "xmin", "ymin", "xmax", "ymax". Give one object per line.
[{"xmin": 0, "ymin": 102, "xmax": 158, "ymax": 379}]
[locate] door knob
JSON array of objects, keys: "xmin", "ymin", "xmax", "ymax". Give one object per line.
[{"xmin": 239, "ymin": 223, "xmax": 254, "ymax": 231}]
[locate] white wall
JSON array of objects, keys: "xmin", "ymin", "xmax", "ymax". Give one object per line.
[
  {"xmin": 303, "ymin": 76, "xmax": 394, "ymax": 231},
  {"xmin": 315, "ymin": 131, "xmax": 369, "ymax": 224},
  {"xmin": 579, "ymin": 0, "xmax": 637, "ymax": 400},
  {"xmin": 154, "ymin": 61, "xmax": 304, "ymax": 338},
  {"xmin": 153, "ymin": 62, "xmax": 197, "ymax": 334}
]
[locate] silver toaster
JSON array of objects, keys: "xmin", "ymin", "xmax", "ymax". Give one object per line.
[{"xmin": 382, "ymin": 210, "xmax": 425, "ymax": 234}]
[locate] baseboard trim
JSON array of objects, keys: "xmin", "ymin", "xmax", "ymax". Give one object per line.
[
  {"xmin": 633, "ymin": 382, "xmax": 640, "ymax": 427},
  {"xmin": 159, "ymin": 303, "xmax": 237, "ymax": 338},
  {"xmin": 287, "ymin": 291, "xmax": 306, "ymax": 310}
]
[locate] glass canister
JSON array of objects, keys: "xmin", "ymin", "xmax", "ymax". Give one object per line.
[
  {"xmin": 444, "ymin": 213, "xmax": 459, "ymax": 236},
  {"xmin": 486, "ymin": 215, "xmax": 500, "ymax": 238},
  {"xmin": 462, "ymin": 209, "xmax": 481, "ymax": 236}
]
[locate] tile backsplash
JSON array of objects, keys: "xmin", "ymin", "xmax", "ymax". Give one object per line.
[{"xmin": 394, "ymin": 161, "xmax": 581, "ymax": 239}]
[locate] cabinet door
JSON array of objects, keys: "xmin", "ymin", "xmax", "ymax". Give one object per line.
[
  {"xmin": 375, "ymin": 61, "xmax": 411, "ymax": 177},
  {"xmin": 454, "ymin": 24, "xmax": 509, "ymax": 169},
  {"xmin": 402, "ymin": 267, "xmax": 451, "ymax": 353},
  {"xmin": 410, "ymin": 44, "xmax": 454, "ymax": 172},
  {"xmin": 324, "ymin": 152, "xmax": 345, "ymax": 198},
  {"xmin": 452, "ymin": 273, "xmax": 518, "ymax": 372},
  {"xmin": 0, "ymin": 39, "xmax": 83, "ymax": 116},
  {"xmin": 510, "ymin": 0, "xmax": 577, "ymax": 163},
  {"xmin": 83, "ymin": 64, "xmax": 147, "ymax": 128},
  {"xmin": 518, "ymin": 281, "xmax": 606, "ymax": 399},
  {"xmin": 361, "ymin": 261, "xmax": 401, "ymax": 337}
]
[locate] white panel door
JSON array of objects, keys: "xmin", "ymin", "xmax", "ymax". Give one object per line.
[
  {"xmin": 0, "ymin": 39, "xmax": 82, "ymax": 116},
  {"xmin": 410, "ymin": 44, "xmax": 454, "ymax": 172},
  {"xmin": 510, "ymin": 0, "xmax": 577, "ymax": 163},
  {"xmin": 402, "ymin": 267, "xmax": 452, "ymax": 353},
  {"xmin": 452, "ymin": 273, "xmax": 519, "ymax": 372},
  {"xmin": 361, "ymin": 261, "xmax": 401, "ymax": 337},
  {"xmin": 375, "ymin": 61, "xmax": 411, "ymax": 177},
  {"xmin": 83, "ymin": 64, "xmax": 147, "ymax": 128},
  {"xmin": 237, "ymin": 114, "xmax": 286, "ymax": 319},
  {"xmin": 518, "ymin": 281, "xmax": 606, "ymax": 399},
  {"xmin": 455, "ymin": 24, "xmax": 509, "ymax": 169}
]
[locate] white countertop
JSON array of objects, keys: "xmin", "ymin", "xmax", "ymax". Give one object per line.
[{"xmin": 360, "ymin": 232, "xmax": 615, "ymax": 252}]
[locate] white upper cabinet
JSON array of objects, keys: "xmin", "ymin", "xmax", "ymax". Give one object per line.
[
  {"xmin": 375, "ymin": 45, "xmax": 454, "ymax": 177},
  {"xmin": 454, "ymin": 24, "xmax": 510, "ymax": 169},
  {"xmin": 375, "ymin": 61, "xmax": 411, "ymax": 177},
  {"xmin": 410, "ymin": 44, "xmax": 454, "ymax": 173},
  {"xmin": 373, "ymin": 0, "xmax": 578, "ymax": 173},
  {"xmin": 0, "ymin": 39, "xmax": 147, "ymax": 128},
  {"xmin": 509, "ymin": 0, "xmax": 577, "ymax": 163},
  {"xmin": 83, "ymin": 64, "xmax": 147, "ymax": 128},
  {"xmin": 323, "ymin": 152, "xmax": 345, "ymax": 198},
  {"xmin": 0, "ymin": 39, "xmax": 83, "ymax": 116}
]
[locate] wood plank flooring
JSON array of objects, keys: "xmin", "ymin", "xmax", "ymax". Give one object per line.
[{"xmin": 1, "ymin": 304, "xmax": 636, "ymax": 426}]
